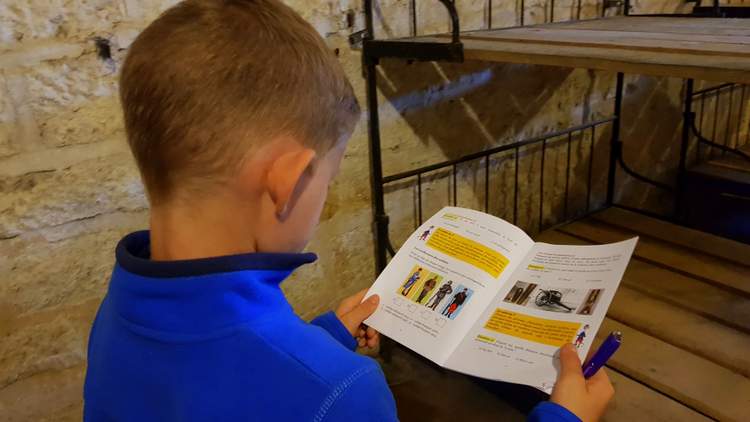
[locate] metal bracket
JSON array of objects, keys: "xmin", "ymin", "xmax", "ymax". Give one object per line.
[
  {"xmin": 348, "ymin": 29, "xmax": 367, "ymax": 49},
  {"xmin": 363, "ymin": 39, "xmax": 464, "ymax": 62}
]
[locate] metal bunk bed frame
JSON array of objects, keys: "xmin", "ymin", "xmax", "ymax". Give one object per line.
[{"xmin": 361, "ymin": 0, "xmax": 750, "ymax": 274}]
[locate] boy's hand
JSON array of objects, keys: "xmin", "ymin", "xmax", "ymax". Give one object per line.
[
  {"xmin": 335, "ymin": 289, "xmax": 380, "ymax": 349},
  {"xmin": 550, "ymin": 344, "xmax": 614, "ymax": 422}
]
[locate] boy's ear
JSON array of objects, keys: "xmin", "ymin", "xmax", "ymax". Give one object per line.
[{"xmin": 266, "ymin": 147, "xmax": 317, "ymax": 217}]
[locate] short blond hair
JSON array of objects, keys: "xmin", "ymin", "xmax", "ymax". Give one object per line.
[{"xmin": 120, "ymin": 0, "xmax": 360, "ymax": 204}]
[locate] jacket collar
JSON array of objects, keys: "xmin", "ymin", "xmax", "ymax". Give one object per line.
[{"xmin": 107, "ymin": 231, "xmax": 317, "ymax": 336}]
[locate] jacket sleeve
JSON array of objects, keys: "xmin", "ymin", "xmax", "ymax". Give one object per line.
[
  {"xmin": 310, "ymin": 311, "xmax": 357, "ymax": 351},
  {"xmin": 316, "ymin": 364, "xmax": 398, "ymax": 422},
  {"xmin": 528, "ymin": 402, "xmax": 581, "ymax": 422}
]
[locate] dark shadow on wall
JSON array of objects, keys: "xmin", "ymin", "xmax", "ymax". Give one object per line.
[
  {"xmin": 616, "ymin": 75, "xmax": 683, "ymax": 215},
  {"xmin": 375, "ymin": 59, "xmax": 621, "ymax": 236},
  {"xmin": 376, "ymin": 59, "xmax": 575, "ymax": 161}
]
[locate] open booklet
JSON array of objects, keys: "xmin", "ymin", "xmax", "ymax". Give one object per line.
[{"xmin": 365, "ymin": 207, "xmax": 637, "ymax": 393}]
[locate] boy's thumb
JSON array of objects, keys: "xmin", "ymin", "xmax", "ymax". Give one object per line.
[
  {"xmin": 558, "ymin": 343, "xmax": 584, "ymax": 381},
  {"xmin": 340, "ymin": 295, "xmax": 380, "ymax": 335}
]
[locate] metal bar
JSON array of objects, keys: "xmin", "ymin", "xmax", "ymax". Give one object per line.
[
  {"xmin": 698, "ymin": 92, "xmax": 706, "ymax": 162},
  {"xmin": 618, "ymin": 156, "xmax": 674, "ymax": 191},
  {"xmin": 438, "ymin": 0, "xmax": 461, "ymax": 43},
  {"xmin": 363, "ymin": 39, "xmax": 464, "ymax": 62},
  {"xmin": 514, "ymin": 147, "xmax": 520, "ymax": 225},
  {"xmin": 623, "ymin": 12, "xmax": 727, "ymax": 17},
  {"xmin": 692, "ymin": 121, "xmax": 750, "ymax": 161},
  {"xmin": 676, "ymin": 79, "xmax": 695, "ymax": 220},
  {"xmin": 411, "ymin": 0, "xmax": 417, "ymax": 37},
  {"xmin": 624, "ymin": 0, "xmax": 630, "ymax": 16},
  {"xmin": 484, "ymin": 155, "xmax": 490, "ymax": 212},
  {"xmin": 737, "ymin": 86, "xmax": 746, "ymax": 149},
  {"xmin": 550, "ymin": 0, "xmax": 555, "ymax": 22},
  {"xmin": 539, "ymin": 139, "xmax": 546, "ymax": 230},
  {"xmin": 693, "ymin": 83, "xmax": 734, "ymax": 97},
  {"xmin": 695, "ymin": 137, "xmax": 750, "ymax": 160},
  {"xmin": 564, "ymin": 132, "xmax": 572, "ymax": 220},
  {"xmin": 577, "ymin": 0, "xmax": 582, "ymax": 20},
  {"xmin": 587, "ymin": 126, "xmax": 596, "ymax": 212},
  {"xmin": 520, "ymin": 0, "xmax": 525, "ymax": 26},
  {"xmin": 417, "ymin": 173, "xmax": 423, "ymax": 224},
  {"xmin": 607, "ymin": 73, "xmax": 624, "ymax": 206},
  {"xmin": 452, "ymin": 164, "xmax": 458, "ymax": 206},
  {"xmin": 725, "ymin": 85, "xmax": 734, "ymax": 155},
  {"xmin": 711, "ymin": 84, "xmax": 721, "ymax": 159},
  {"xmin": 383, "ymin": 117, "xmax": 616, "ymax": 183},
  {"xmin": 488, "ymin": 0, "xmax": 493, "ymax": 29},
  {"xmin": 364, "ymin": 0, "xmax": 388, "ymax": 274}
]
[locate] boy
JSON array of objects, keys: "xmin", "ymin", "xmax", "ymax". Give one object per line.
[{"xmin": 84, "ymin": 1, "xmax": 613, "ymax": 421}]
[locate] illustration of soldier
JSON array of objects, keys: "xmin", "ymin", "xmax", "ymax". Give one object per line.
[
  {"xmin": 419, "ymin": 226, "xmax": 435, "ymax": 241},
  {"xmin": 401, "ymin": 267, "xmax": 423, "ymax": 296},
  {"xmin": 427, "ymin": 280, "xmax": 453, "ymax": 310},
  {"xmin": 442, "ymin": 288, "xmax": 469, "ymax": 319},
  {"xmin": 574, "ymin": 324, "xmax": 590, "ymax": 348},
  {"xmin": 416, "ymin": 275, "xmax": 439, "ymax": 304}
]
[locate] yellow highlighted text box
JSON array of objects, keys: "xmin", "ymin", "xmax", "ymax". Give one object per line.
[
  {"xmin": 426, "ymin": 228, "xmax": 509, "ymax": 278},
  {"xmin": 476, "ymin": 334, "xmax": 496, "ymax": 344},
  {"xmin": 484, "ymin": 309, "xmax": 581, "ymax": 347}
]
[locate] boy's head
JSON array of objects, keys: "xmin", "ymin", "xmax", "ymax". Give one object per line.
[{"xmin": 120, "ymin": 0, "xmax": 360, "ymax": 253}]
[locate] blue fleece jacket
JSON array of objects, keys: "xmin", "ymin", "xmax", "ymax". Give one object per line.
[{"xmin": 84, "ymin": 231, "xmax": 579, "ymax": 422}]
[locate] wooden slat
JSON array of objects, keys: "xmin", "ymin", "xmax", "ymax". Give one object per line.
[
  {"xmin": 598, "ymin": 319, "xmax": 750, "ymax": 421},
  {"xmin": 402, "ymin": 17, "xmax": 750, "ymax": 82},
  {"xmin": 609, "ymin": 286, "xmax": 750, "ymax": 378},
  {"xmin": 604, "ymin": 370, "xmax": 712, "ymax": 422},
  {"xmin": 446, "ymin": 38, "xmax": 750, "ymax": 84},
  {"xmin": 459, "ymin": 31, "xmax": 750, "ymax": 57},
  {"xmin": 471, "ymin": 27, "xmax": 750, "ymax": 46},
  {"xmin": 549, "ymin": 17, "xmax": 750, "ymax": 37},
  {"xmin": 590, "ymin": 207, "xmax": 750, "ymax": 267},
  {"xmin": 538, "ymin": 230, "xmax": 750, "ymax": 334},
  {"xmin": 558, "ymin": 219, "xmax": 750, "ymax": 296}
]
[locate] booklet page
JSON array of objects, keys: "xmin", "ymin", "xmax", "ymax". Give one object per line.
[
  {"xmin": 443, "ymin": 238, "xmax": 637, "ymax": 392},
  {"xmin": 365, "ymin": 207, "xmax": 535, "ymax": 364}
]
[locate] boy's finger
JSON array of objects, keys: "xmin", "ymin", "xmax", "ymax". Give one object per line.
[
  {"xmin": 586, "ymin": 367, "xmax": 614, "ymax": 398},
  {"xmin": 366, "ymin": 326, "xmax": 377, "ymax": 338},
  {"xmin": 339, "ymin": 295, "xmax": 380, "ymax": 335},
  {"xmin": 350, "ymin": 289, "xmax": 368, "ymax": 303},
  {"xmin": 367, "ymin": 333, "xmax": 379, "ymax": 348},
  {"xmin": 557, "ymin": 343, "xmax": 584, "ymax": 381},
  {"xmin": 339, "ymin": 289, "xmax": 368, "ymax": 310}
]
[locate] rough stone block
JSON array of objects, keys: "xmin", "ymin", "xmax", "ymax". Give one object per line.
[
  {"xmin": 0, "ymin": 153, "xmax": 147, "ymax": 238},
  {"xmin": 3, "ymin": 51, "xmax": 118, "ymax": 120},
  {"xmin": 0, "ymin": 41, "xmax": 84, "ymax": 69},
  {"xmin": 0, "ymin": 0, "xmax": 137, "ymax": 45},
  {"xmin": 40, "ymin": 96, "xmax": 124, "ymax": 148},
  {"xmin": 0, "ymin": 364, "xmax": 84, "ymax": 422},
  {"xmin": 0, "ymin": 122, "xmax": 16, "ymax": 158},
  {"xmin": 0, "ymin": 211, "xmax": 147, "ymax": 315},
  {"xmin": 0, "ymin": 303, "xmax": 95, "ymax": 389}
]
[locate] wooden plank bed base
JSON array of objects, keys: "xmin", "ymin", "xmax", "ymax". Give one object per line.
[
  {"xmin": 558, "ymin": 219, "xmax": 750, "ymax": 296},
  {"xmin": 538, "ymin": 209, "xmax": 750, "ymax": 421},
  {"xmin": 396, "ymin": 17, "xmax": 750, "ymax": 83}
]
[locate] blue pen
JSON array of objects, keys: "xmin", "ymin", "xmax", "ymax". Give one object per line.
[{"xmin": 582, "ymin": 331, "xmax": 622, "ymax": 379}]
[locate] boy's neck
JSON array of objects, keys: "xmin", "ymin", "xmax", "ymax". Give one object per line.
[{"xmin": 149, "ymin": 198, "xmax": 259, "ymax": 261}]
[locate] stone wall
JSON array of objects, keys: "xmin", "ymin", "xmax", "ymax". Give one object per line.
[{"xmin": 0, "ymin": 0, "xmax": 731, "ymax": 419}]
